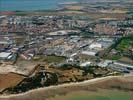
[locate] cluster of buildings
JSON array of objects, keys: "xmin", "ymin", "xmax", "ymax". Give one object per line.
[
  {"xmin": 93, "ymin": 24, "xmax": 118, "ymax": 35},
  {"xmin": 0, "ymin": 14, "xmax": 132, "ymax": 75},
  {"xmin": 98, "ymin": 60, "xmax": 133, "ymax": 73},
  {"xmin": 0, "ymin": 35, "xmax": 17, "ymax": 63},
  {"xmin": 0, "ymin": 15, "xmax": 88, "ymax": 34}
]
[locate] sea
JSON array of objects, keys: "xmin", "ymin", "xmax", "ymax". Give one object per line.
[{"xmin": 0, "ymin": 0, "xmax": 82, "ymax": 11}]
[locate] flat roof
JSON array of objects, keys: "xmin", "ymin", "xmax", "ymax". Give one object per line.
[
  {"xmin": 0, "ymin": 52, "xmax": 11, "ymax": 58},
  {"xmin": 80, "ymin": 62, "xmax": 91, "ymax": 66},
  {"xmin": 114, "ymin": 61, "xmax": 133, "ymax": 68}
]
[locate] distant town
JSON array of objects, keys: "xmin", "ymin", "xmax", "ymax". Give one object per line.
[{"xmin": 0, "ymin": 0, "xmax": 133, "ymax": 95}]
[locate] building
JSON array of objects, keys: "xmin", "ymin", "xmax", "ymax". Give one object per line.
[
  {"xmin": 0, "ymin": 52, "xmax": 12, "ymax": 60},
  {"xmin": 89, "ymin": 43, "xmax": 102, "ymax": 49},
  {"xmin": 82, "ymin": 50, "xmax": 98, "ymax": 56},
  {"xmin": 98, "ymin": 60, "xmax": 113, "ymax": 67},
  {"xmin": 80, "ymin": 62, "xmax": 92, "ymax": 67},
  {"xmin": 114, "ymin": 61, "xmax": 133, "ymax": 69}
]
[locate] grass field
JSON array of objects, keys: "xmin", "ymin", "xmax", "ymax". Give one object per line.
[
  {"xmin": 104, "ymin": 36, "xmax": 133, "ymax": 60},
  {"xmin": 104, "ymin": 55, "xmax": 122, "ymax": 60},
  {"xmin": 117, "ymin": 39, "xmax": 129, "ymax": 51},
  {"xmin": 47, "ymin": 90, "xmax": 133, "ymax": 100},
  {"xmin": 116, "ymin": 38, "xmax": 133, "ymax": 52}
]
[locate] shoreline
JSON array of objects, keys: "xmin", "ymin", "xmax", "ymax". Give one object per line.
[
  {"xmin": 0, "ymin": 1, "xmax": 80, "ymax": 12},
  {"xmin": 0, "ymin": 74, "xmax": 132, "ymax": 99}
]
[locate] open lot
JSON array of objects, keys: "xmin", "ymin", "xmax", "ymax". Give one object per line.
[
  {"xmin": 0, "ymin": 73, "xmax": 25, "ymax": 92},
  {"xmin": 33, "ymin": 55, "xmax": 66, "ymax": 63},
  {"xmin": 116, "ymin": 38, "xmax": 133, "ymax": 53}
]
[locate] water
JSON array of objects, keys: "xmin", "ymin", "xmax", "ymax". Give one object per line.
[{"xmin": 0, "ymin": 0, "xmax": 81, "ymax": 11}]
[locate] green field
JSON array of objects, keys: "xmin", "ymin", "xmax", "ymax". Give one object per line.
[
  {"xmin": 104, "ymin": 55, "xmax": 122, "ymax": 60},
  {"xmin": 116, "ymin": 37, "xmax": 133, "ymax": 52},
  {"xmin": 127, "ymin": 10, "xmax": 133, "ymax": 14},
  {"xmin": 69, "ymin": 92, "xmax": 133, "ymax": 100},
  {"xmin": 47, "ymin": 90, "xmax": 133, "ymax": 100}
]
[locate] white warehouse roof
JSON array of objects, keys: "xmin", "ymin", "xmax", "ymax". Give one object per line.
[
  {"xmin": 0, "ymin": 52, "xmax": 12, "ymax": 58},
  {"xmin": 89, "ymin": 43, "xmax": 102, "ymax": 49},
  {"xmin": 82, "ymin": 51, "xmax": 98, "ymax": 56},
  {"xmin": 80, "ymin": 62, "xmax": 91, "ymax": 67}
]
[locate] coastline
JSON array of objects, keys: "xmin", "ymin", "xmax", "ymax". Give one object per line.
[
  {"xmin": 0, "ymin": 0, "xmax": 80, "ymax": 12},
  {"xmin": 0, "ymin": 74, "xmax": 133, "ymax": 99}
]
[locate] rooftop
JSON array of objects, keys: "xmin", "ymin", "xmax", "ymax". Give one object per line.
[{"xmin": 0, "ymin": 52, "xmax": 11, "ymax": 58}]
